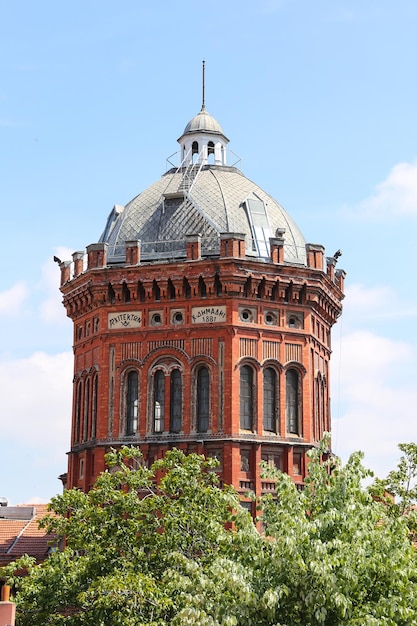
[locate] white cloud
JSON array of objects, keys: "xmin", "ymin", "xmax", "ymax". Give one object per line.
[
  {"xmin": 355, "ymin": 159, "xmax": 417, "ymax": 219},
  {"xmin": 24, "ymin": 496, "xmax": 49, "ymax": 505},
  {"xmin": 331, "ymin": 329, "xmax": 417, "ymax": 479},
  {"xmin": 0, "ymin": 351, "xmax": 72, "ymax": 449},
  {"xmin": 0, "ymin": 281, "xmax": 28, "ymax": 317},
  {"xmin": 342, "ymin": 283, "xmax": 417, "ymax": 321},
  {"xmin": 345, "ymin": 283, "xmax": 393, "ymax": 311},
  {"xmin": 0, "ymin": 248, "xmax": 74, "ymax": 325}
]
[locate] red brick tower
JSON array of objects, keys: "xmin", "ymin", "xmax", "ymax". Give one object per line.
[{"xmin": 58, "ymin": 100, "xmax": 344, "ymax": 509}]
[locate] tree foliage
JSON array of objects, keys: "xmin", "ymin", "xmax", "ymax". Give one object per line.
[{"xmin": 3, "ymin": 441, "xmax": 417, "ymax": 625}]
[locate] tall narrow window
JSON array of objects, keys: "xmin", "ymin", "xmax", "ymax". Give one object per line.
[
  {"xmin": 91, "ymin": 375, "xmax": 98, "ymax": 439},
  {"xmin": 197, "ymin": 366, "xmax": 209, "ymax": 432},
  {"xmin": 153, "ymin": 371, "xmax": 165, "ymax": 433},
  {"xmin": 320, "ymin": 378, "xmax": 326, "ymax": 437},
  {"xmin": 314, "ymin": 377, "xmax": 319, "ymax": 440},
  {"xmin": 263, "ymin": 367, "xmax": 277, "ymax": 432},
  {"xmin": 83, "ymin": 378, "xmax": 90, "ymax": 441},
  {"xmin": 286, "ymin": 369, "xmax": 300, "ymax": 434},
  {"xmin": 74, "ymin": 381, "xmax": 82, "ymax": 443},
  {"xmin": 240, "ymin": 365, "xmax": 254, "ymax": 430},
  {"xmin": 207, "ymin": 141, "xmax": 215, "ymax": 164},
  {"xmin": 170, "ymin": 370, "xmax": 182, "ymax": 433},
  {"xmin": 126, "ymin": 371, "xmax": 138, "ymax": 435}
]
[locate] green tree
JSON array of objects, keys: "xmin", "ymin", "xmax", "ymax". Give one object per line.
[
  {"xmin": 3, "ymin": 441, "xmax": 417, "ymax": 625},
  {"xmin": 3, "ymin": 448, "xmax": 259, "ymax": 626},
  {"xmin": 255, "ymin": 438, "xmax": 417, "ymax": 625}
]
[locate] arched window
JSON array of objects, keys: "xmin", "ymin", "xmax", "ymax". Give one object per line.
[
  {"xmin": 126, "ymin": 371, "xmax": 138, "ymax": 435},
  {"xmin": 170, "ymin": 370, "xmax": 182, "ymax": 433},
  {"xmin": 83, "ymin": 378, "xmax": 90, "ymax": 441},
  {"xmin": 263, "ymin": 367, "xmax": 277, "ymax": 432},
  {"xmin": 91, "ymin": 375, "xmax": 98, "ymax": 439},
  {"xmin": 153, "ymin": 370, "xmax": 165, "ymax": 433},
  {"xmin": 320, "ymin": 378, "xmax": 325, "ymax": 438},
  {"xmin": 240, "ymin": 365, "xmax": 254, "ymax": 430},
  {"xmin": 207, "ymin": 141, "xmax": 215, "ymax": 164},
  {"xmin": 74, "ymin": 381, "xmax": 82, "ymax": 443},
  {"xmin": 286, "ymin": 369, "xmax": 301, "ymax": 434},
  {"xmin": 197, "ymin": 367, "xmax": 209, "ymax": 432}
]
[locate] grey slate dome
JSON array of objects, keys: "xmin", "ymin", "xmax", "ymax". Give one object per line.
[{"xmin": 99, "ymin": 110, "xmax": 307, "ymax": 266}]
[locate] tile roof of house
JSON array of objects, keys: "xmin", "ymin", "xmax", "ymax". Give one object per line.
[{"xmin": 0, "ymin": 504, "xmax": 57, "ymax": 566}]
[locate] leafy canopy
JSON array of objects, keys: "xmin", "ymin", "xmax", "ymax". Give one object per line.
[{"xmin": 3, "ymin": 441, "xmax": 417, "ymax": 626}]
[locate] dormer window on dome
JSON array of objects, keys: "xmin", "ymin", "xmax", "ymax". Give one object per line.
[{"xmin": 243, "ymin": 193, "xmax": 273, "ymax": 257}]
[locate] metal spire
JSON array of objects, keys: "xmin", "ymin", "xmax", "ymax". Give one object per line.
[{"xmin": 202, "ymin": 59, "xmax": 206, "ymax": 111}]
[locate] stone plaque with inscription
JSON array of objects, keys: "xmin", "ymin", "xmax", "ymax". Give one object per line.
[
  {"xmin": 108, "ymin": 311, "xmax": 142, "ymax": 329},
  {"xmin": 191, "ymin": 306, "xmax": 226, "ymax": 324}
]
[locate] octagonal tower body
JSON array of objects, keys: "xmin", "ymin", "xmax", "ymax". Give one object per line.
[{"xmin": 59, "ymin": 105, "xmax": 345, "ymax": 509}]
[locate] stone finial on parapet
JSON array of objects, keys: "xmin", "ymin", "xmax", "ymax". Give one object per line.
[
  {"xmin": 306, "ymin": 244, "xmax": 325, "ymax": 271},
  {"xmin": 86, "ymin": 243, "xmax": 108, "ymax": 270},
  {"xmin": 270, "ymin": 228, "xmax": 286, "ymax": 264},
  {"xmin": 326, "ymin": 249, "xmax": 342, "ymax": 282},
  {"xmin": 326, "ymin": 256, "xmax": 336, "ymax": 281},
  {"xmin": 220, "ymin": 233, "xmax": 246, "ymax": 258},
  {"xmin": 72, "ymin": 251, "xmax": 84, "ymax": 277},
  {"xmin": 54, "ymin": 255, "xmax": 71, "ymax": 286},
  {"xmin": 126, "ymin": 240, "xmax": 141, "ymax": 266},
  {"xmin": 186, "ymin": 233, "xmax": 202, "ymax": 260},
  {"xmin": 335, "ymin": 268, "xmax": 346, "ymax": 292},
  {"xmin": 60, "ymin": 261, "xmax": 71, "ymax": 286}
]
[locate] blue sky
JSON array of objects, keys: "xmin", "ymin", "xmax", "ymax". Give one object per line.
[{"xmin": 1, "ymin": 0, "xmax": 417, "ymax": 504}]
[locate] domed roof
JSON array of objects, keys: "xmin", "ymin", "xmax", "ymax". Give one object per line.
[
  {"xmin": 100, "ymin": 165, "xmax": 307, "ymax": 266},
  {"xmin": 181, "ymin": 106, "xmax": 227, "ymax": 138},
  {"xmin": 99, "ymin": 104, "xmax": 307, "ymax": 265}
]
